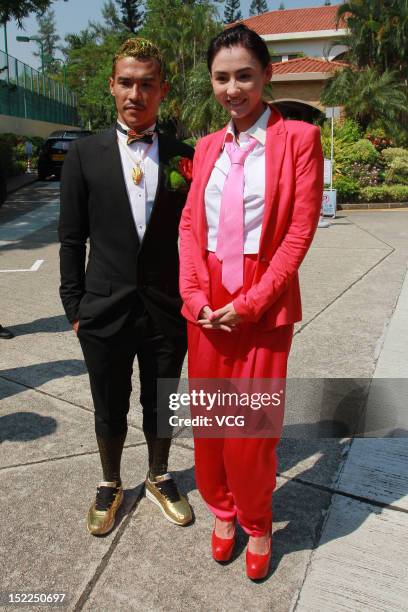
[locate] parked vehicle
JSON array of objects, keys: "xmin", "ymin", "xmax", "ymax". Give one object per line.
[{"xmin": 37, "ymin": 130, "xmax": 92, "ymax": 180}]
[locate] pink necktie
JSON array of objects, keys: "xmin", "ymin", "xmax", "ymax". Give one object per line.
[{"xmin": 216, "ymin": 138, "xmax": 258, "ymax": 294}]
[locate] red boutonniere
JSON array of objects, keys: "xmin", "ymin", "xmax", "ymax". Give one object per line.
[
  {"xmin": 164, "ymin": 156, "xmax": 193, "ymax": 192},
  {"xmin": 178, "ymin": 157, "xmax": 193, "ymax": 182}
]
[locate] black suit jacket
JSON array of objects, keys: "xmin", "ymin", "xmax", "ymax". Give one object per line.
[{"xmin": 58, "ymin": 127, "xmax": 194, "ymax": 339}]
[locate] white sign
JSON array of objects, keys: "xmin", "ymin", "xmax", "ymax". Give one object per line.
[
  {"xmin": 322, "ymin": 190, "xmax": 337, "ymax": 217},
  {"xmin": 24, "ymin": 141, "xmax": 33, "ymax": 156},
  {"xmin": 325, "ymin": 106, "xmax": 341, "ymax": 119},
  {"xmin": 324, "ymin": 159, "xmax": 332, "ymax": 185}
]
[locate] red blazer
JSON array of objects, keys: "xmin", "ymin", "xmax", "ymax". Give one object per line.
[{"xmin": 179, "ymin": 106, "xmax": 324, "ymax": 330}]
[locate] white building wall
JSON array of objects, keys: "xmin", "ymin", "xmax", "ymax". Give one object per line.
[{"xmin": 265, "ymin": 38, "xmax": 348, "ymax": 61}]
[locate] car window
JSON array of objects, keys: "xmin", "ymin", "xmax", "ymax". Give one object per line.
[{"xmin": 49, "ymin": 140, "xmax": 71, "ymax": 153}]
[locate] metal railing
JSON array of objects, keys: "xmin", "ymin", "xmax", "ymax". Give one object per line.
[{"xmin": 0, "ymin": 50, "xmax": 78, "ymax": 126}]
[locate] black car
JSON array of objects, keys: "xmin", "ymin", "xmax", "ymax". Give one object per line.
[{"xmin": 37, "ymin": 130, "xmax": 92, "ymax": 180}]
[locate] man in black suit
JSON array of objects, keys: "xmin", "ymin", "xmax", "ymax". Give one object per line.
[{"xmin": 59, "ymin": 38, "xmax": 193, "ymax": 535}]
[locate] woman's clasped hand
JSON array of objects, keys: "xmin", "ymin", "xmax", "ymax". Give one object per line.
[{"xmin": 197, "ymin": 303, "xmax": 241, "ymax": 331}]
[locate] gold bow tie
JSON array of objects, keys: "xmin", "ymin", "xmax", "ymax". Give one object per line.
[
  {"xmin": 115, "ymin": 122, "xmax": 155, "ymax": 145},
  {"xmin": 126, "ymin": 130, "xmax": 154, "ymax": 145}
]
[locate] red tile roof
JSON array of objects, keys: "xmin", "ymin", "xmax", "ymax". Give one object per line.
[
  {"xmin": 239, "ymin": 5, "xmax": 346, "ymax": 35},
  {"xmin": 272, "ymin": 56, "xmax": 346, "ymax": 74}
]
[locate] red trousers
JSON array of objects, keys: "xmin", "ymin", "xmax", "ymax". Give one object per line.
[{"xmin": 187, "ymin": 253, "xmax": 294, "ymax": 537}]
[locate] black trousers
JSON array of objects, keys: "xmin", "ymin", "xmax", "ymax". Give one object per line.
[{"xmin": 78, "ymin": 312, "xmax": 186, "ymax": 439}]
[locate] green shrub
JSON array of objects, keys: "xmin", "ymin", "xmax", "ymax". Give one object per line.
[
  {"xmin": 381, "ymin": 147, "xmax": 408, "ymax": 163},
  {"xmin": 336, "ymin": 118, "xmax": 362, "ymax": 143},
  {"xmin": 384, "ymin": 157, "xmax": 408, "ymax": 185},
  {"xmin": 14, "ymin": 160, "xmax": 27, "ymax": 174},
  {"xmin": 330, "ymin": 138, "xmax": 379, "ymax": 176},
  {"xmin": 320, "ymin": 118, "xmax": 362, "ymax": 159},
  {"xmin": 344, "ymin": 139, "xmax": 379, "ymax": 165},
  {"xmin": 0, "ymin": 132, "xmax": 19, "ymax": 147},
  {"xmin": 333, "ymin": 175, "xmax": 360, "ymax": 202},
  {"xmin": 14, "ymin": 142, "xmax": 26, "ymax": 161},
  {"xmin": 359, "ymin": 184, "xmax": 408, "ymax": 202}
]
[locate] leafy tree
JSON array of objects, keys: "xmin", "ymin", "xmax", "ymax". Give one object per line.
[
  {"xmin": 322, "ymin": 1, "xmax": 408, "ymax": 142},
  {"xmin": 249, "ymin": 0, "xmax": 268, "ymax": 16},
  {"xmin": 64, "ymin": 28, "xmax": 97, "ymax": 52},
  {"xmin": 34, "ymin": 8, "xmax": 60, "ymax": 73},
  {"xmin": 321, "ymin": 66, "xmax": 407, "ymax": 133},
  {"xmin": 0, "ymin": 0, "xmax": 67, "ymax": 25},
  {"xmin": 102, "ymin": 0, "xmax": 123, "ymax": 31},
  {"xmin": 182, "ymin": 61, "xmax": 228, "ymax": 135},
  {"xmin": 115, "ymin": 0, "xmax": 144, "ymax": 33},
  {"xmin": 62, "ymin": 4, "xmax": 125, "ymax": 130},
  {"xmin": 1, "ymin": 0, "xmax": 49, "ymax": 24},
  {"xmin": 224, "ymin": 0, "xmax": 242, "ymax": 24},
  {"xmin": 62, "ymin": 0, "xmax": 223, "ymax": 134},
  {"xmin": 142, "ymin": 0, "xmax": 220, "ymax": 136},
  {"xmin": 336, "ymin": 0, "xmax": 408, "ymax": 79}
]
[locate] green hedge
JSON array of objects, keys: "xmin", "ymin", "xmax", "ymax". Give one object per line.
[
  {"xmin": 358, "ymin": 185, "xmax": 408, "ymax": 202},
  {"xmin": 333, "ymin": 175, "xmax": 361, "ymax": 202}
]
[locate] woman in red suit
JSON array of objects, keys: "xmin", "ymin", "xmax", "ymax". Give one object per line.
[{"xmin": 179, "ymin": 25, "xmax": 323, "ymax": 580}]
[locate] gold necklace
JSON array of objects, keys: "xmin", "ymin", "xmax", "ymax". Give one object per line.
[{"xmin": 118, "ymin": 137, "xmax": 153, "ymax": 185}]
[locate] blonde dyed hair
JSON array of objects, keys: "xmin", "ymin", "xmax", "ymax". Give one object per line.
[{"xmin": 112, "ymin": 37, "xmax": 165, "ymax": 79}]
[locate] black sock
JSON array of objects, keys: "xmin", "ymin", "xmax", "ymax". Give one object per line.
[
  {"xmin": 96, "ymin": 432, "xmax": 127, "ymax": 486},
  {"xmin": 144, "ymin": 433, "xmax": 171, "ymax": 479}
]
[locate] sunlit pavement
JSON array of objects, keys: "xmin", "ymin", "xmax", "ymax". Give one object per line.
[{"xmin": 0, "ymin": 182, "xmax": 407, "ymax": 610}]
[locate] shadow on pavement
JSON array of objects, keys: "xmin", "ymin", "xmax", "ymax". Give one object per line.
[
  {"xmin": 0, "ymin": 411, "xmax": 57, "ymax": 443},
  {"xmin": 163, "ymin": 417, "xmax": 407, "ymax": 581},
  {"xmin": 271, "ymin": 421, "xmax": 408, "ymax": 580},
  {"xmin": 0, "ymin": 221, "xmax": 59, "ymax": 252},
  {"xmin": 0, "ymin": 359, "xmax": 87, "ymax": 400},
  {"xmin": 8, "ymin": 315, "xmax": 71, "ymax": 336}
]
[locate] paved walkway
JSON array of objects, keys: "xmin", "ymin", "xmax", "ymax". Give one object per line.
[
  {"xmin": 0, "ymin": 183, "xmax": 407, "ymax": 611},
  {"xmin": 6, "ymin": 173, "xmax": 38, "ymax": 195}
]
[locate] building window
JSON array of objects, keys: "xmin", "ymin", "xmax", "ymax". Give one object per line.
[{"xmin": 270, "ymin": 53, "xmax": 303, "ymax": 63}]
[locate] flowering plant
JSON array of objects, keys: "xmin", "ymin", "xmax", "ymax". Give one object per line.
[{"xmin": 164, "ymin": 156, "xmax": 193, "ymax": 192}]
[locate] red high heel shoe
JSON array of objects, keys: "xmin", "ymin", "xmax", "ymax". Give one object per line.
[
  {"xmin": 211, "ymin": 520, "xmax": 236, "ymax": 562},
  {"xmin": 246, "ymin": 534, "xmax": 272, "ymax": 580}
]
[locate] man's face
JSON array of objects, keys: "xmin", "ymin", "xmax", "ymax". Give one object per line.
[{"xmin": 109, "ymin": 56, "xmax": 169, "ymax": 131}]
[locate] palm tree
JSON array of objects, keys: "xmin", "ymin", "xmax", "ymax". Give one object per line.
[
  {"xmin": 321, "ymin": 66, "xmax": 407, "ymax": 132},
  {"xmin": 143, "ymin": 0, "xmax": 220, "ymax": 137},
  {"xmin": 182, "ymin": 62, "xmax": 228, "ymax": 136},
  {"xmin": 336, "ymin": 0, "xmax": 408, "ymax": 78}
]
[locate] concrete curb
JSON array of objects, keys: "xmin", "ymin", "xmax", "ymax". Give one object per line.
[{"xmin": 339, "ymin": 201, "xmax": 408, "ymax": 210}]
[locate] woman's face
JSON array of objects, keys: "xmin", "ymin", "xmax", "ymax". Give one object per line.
[{"xmin": 210, "ymin": 45, "xmax": 272, "ymax": 132}]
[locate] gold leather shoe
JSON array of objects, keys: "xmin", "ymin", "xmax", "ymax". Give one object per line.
[
  {"xmin": 86, "ymin": 481, "xmax": 123, "ymax": 536},
  {"xmin": 145, "ymin": 473, "xmax": 192, "ymax": 526}
]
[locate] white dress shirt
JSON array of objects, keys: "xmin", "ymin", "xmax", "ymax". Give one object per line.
[
  {"xmin": 116, "ymin": 120, "xmax": 159, "ymax": 241},
  {"xmin": 205, "ymin": 105, "xmax": 270, "ymax": 254}
]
